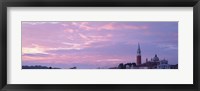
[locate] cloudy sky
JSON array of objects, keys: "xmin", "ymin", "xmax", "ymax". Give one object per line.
[{"xmin": 22, "ymin": 21, "xmax": 178, "ymax": 69}]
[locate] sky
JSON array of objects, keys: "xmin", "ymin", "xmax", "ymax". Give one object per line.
[{"xmin": 22, "ymin": 21, "xmax": 178, "ymax": 69}]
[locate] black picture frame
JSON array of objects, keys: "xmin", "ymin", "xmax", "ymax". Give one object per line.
[{"xmin": 0, "ymin": 0, "xmax": 200, "ymax": 91}]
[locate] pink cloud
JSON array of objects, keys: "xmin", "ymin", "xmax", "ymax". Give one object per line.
[
  {"xmin": 64, "ymin": 29, "xmax": 76, "ymax": 33},
  {"xmin": 123, "ymin": 24, "xmax": 148, "ymax": 30},
  {"xmin": 61, "ymin": 22, "xmax": 149, "ymax": 31},
  {"xmin": 22, "ymin": 33, "xmax": 113, "ymax": 55},
  {"xmin": 79, "ymin": 22, "xmax": 94, "ymax": 31},
  {"xmin": 78, "ymin": 33, "xmax": 113, "ymax": 47},
  {"xmin": 98, "ymin": 23, "xmax": 115, "ymax": 30},
  {"xmin": 22, "ymin": 53, "xmax": 132, "ymax": 67},
  {"xmin": 60, "ymin": 33, "xmax": 113, "ymax": 50}
]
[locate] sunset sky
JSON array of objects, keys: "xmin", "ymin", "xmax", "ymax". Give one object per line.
[{"xmin": 22, "ymin": 21, "xmax": 178, "ymax": 69}]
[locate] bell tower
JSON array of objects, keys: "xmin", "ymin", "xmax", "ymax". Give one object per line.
[{"xmin": 136, "ymin": 43, "xmax": 141, "ymax": 65}]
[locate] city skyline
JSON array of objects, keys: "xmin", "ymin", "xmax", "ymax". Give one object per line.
[{"xmin": 22, "ymin": 21, "xmax": 178, "ymax": 69}]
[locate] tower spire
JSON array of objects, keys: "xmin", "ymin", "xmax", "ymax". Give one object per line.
[
  {"xmin": 136, "ymin": 43, "xmax": 141, "ymax": 65},
  {"xmin": 137, "ymin": 43, "xmax": 141, "ymax": 56},
  {"xmin": 138, "ymin": 43, "xmax": 140, "ymax": 49}
]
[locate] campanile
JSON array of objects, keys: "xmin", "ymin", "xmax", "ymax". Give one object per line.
[{"xmin": 136, "ymin": 43, "xmax": 141, "ymax": 65}]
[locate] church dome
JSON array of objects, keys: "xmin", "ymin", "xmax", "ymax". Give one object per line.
[{"xmin": 153, "ymin": 54, "xmax": 159, "ymax": 62}]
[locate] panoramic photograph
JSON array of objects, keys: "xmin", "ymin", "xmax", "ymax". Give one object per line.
[{"xmin": 22, "ymin": 21, "xmax": 178, "ymax": 69}]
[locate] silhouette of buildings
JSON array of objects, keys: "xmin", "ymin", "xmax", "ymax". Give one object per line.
[
  {"xmin": 116, "ymin": 43, "xmax": 178, "ymax": 69},
  {"xmin": 22, "ymin": 65, "xmax": 61, "ymax": 69}
]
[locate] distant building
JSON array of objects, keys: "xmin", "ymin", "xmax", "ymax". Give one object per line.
[
  {"xmin": 170, "ymin": 64, "xmax": 178, "ymax": 69},
  {"xmin": 69, "ymin": 67, "xmax": 77, "ymax": 69},
  {"xmin": 157, "ymin": 59, "xmax": 171, "ymax": 69},
  {"xmin": 118, "ymin": 63, "xmax": 125, "ymax": 69},
  {"xmin": 153, "ymin": 54, "xmax": 159, "ymax": 62},
  {"xmin": 145, "ymin": 55, "xmax": 171, "ymax": 69}
]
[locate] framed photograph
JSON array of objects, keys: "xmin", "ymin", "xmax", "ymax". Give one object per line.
[{"xmin": 0, "ymin": 0, "xmax": 199, "ymax": 91}]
